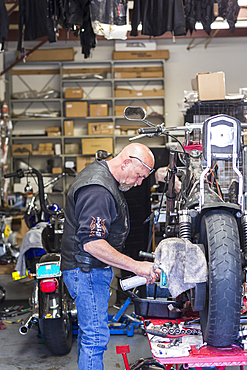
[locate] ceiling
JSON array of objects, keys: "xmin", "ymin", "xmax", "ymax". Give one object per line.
[{"xmin": 4, "ymin": 0, "xmax": 247, "ymax": 42}]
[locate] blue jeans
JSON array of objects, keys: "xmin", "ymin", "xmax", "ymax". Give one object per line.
[{"xmin": 63, "ymin": 266, "xmax": 113, "ymax": 370}]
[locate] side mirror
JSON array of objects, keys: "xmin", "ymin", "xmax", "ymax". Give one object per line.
[{"xmin": 124, "ymin": 106, "xmax": 146, "ymax": 121}]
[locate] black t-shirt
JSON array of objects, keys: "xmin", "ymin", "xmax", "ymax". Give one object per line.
[{"xmin": 75, "ymin": 184, "xmax": 118, "ymax": 246}]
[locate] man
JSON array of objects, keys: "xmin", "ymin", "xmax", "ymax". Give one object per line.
[{"xmin": 61, "ymin": 142, "xmax": 160, "ymax": 370}]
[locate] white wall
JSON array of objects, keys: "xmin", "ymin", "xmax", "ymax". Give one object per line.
[
  {"xmin": 4, "ymin": 36, "xmax": 247, "ymax": 127},
  {"xmin": 155, "ymin": 37, "xmax": 247, "ymax": 127}
]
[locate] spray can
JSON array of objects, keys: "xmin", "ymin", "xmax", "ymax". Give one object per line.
[{"xmin": 120, "ymin": 275, "xmax": 147, "ymax": 291}]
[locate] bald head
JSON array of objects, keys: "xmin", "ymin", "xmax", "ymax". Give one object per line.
[
  {"xmin": 119, "ymin": 143, "xmax": 155, "ymax": 168},
  {"xmin": 107, "ymin": 143, "xmax": 155, "ymax": 190}
]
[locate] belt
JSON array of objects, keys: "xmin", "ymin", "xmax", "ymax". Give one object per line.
[{"xmin": 76, "ymin": 254, "xmax": 109, "ymax": 273}]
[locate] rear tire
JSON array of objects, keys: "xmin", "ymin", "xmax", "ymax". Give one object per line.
[
  {"xmin": 199, "ymin": 210, "xmax": 241, "ymax": 347},
  {"xmin": 43, "ymin": 284, "xmax": 73, "ymax": 356}
]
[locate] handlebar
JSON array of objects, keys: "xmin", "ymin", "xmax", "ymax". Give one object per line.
[
  {"xmin": 4, "ymin": 168, "xmax": 56, "ymax": 216},
  {"xmin": 138, "ymin": 126, "xmax": 163, "ymax": 135},
  {"xmin": 4, "ymin": 169, "xmax": 25, "ymax": 179}
]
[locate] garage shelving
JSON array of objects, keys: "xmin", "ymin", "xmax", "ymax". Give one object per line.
[{"xmin": 8, "ymin": 59, "xmax": 167, "ymax": 207}]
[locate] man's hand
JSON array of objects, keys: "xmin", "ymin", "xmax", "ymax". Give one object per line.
[
  {"xmin": 84, "ymin": 239, "xmax": 160, "ymax": 284},
  {"xmin": 155, "ymin": 167, "xmax": 181, "ymax": 193},
  {"xmin": 133, "ymin": 262, "xmax": 161, "ymax": 285}
]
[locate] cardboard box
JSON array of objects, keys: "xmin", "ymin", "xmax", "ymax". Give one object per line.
[
  {"xmin": 38, "ymin": 143, "xmax": 53, "ymax": 150},
  {"xmin": 243, "ymin": 130, "xmax": 247, "ymax": 146},
  {"xmin": 65, "ymin": 143, "xmax": 80, "ymax": 154},
  {"xmin": 119, "ymin": 125, "xmax": 140, "ymax": 135},
  {"xmin": 65, "ymin": 101, "xmax": 88, "ymax": 117},
  {"xmin": 114, "ymin": 66, "xmax": 163, "ymax": 79},
  {"xmin": 64, "ymin": 120, "xmax": 74, "ymax": 136},
  {"xmin": 46, "ymin": 126, "xmax": 60, "ymax": 132},
  {"xmin": 88, "ymin": 122, "xmax": 114, "ymax": 135},
  {"xmin": 26, "ymin": 48, "xmax": 74, "ymax": 61},
  {"xmin": 52, "ymin": 167, "xmax": 63, "ymax": 174},
  {"xmin": 115, "ymin": 40, "xmax": 157, "ymax": 51},
  {"xmin": 65, "ymin": 88, "xmax": 83, "ymax": 98},
  {"xmin": 81, "ymin": 138, "xmax": 113, "ymax": 155},
  {"xmin": 76, "ymin": 156, "xmax": 95, "ymax": 172},
  {"xmin": 12, "ymin": 143, "xmax": 32, "ymax": 156},
  {"xmin": 113, "ymin": 50, "xmax": 169, "ymax": 60},
  {"xmin": 196, "ymin": 72, "xmax": 226, "ymax": 101},
  {"xmin": 12, "ymin": 215, "xmax": 29, "ymax": 246},
  {"xmin": 114, "ymin": 88, "xmax": 164, "ymax": 97},
  {"xmin": 32, "ymin": 150, "xmax": 54, "ymax": 155},
  {"xmin": 115, "ymin": 105, "xmax": 147, "ymax": 116},
  {"xmin": 47, "ymin": 131, "xmax": 61, "ymax": 137},
  {"xmin": 89, "ymin": 104, "xmax": 108, "ymax": 117}
]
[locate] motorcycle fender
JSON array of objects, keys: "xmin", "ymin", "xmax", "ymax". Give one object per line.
[
  {"xmin": 194, "ymin": 203, "xmax": 242, "ymax": 236},
  {"xmin": 39, "ymin": 280, "xmax": 63, "ymax": 319}
]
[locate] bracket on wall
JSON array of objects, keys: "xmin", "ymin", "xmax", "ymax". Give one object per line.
[{"xmin": 187, "ymin": 29, "xmax": 220, "ymax": 50}]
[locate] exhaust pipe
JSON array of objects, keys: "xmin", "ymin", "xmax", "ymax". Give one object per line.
[{"xmin": 19, "ymin": 310, "xmax": 38, "ymax": 335}]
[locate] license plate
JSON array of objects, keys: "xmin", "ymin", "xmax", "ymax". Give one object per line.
[{"xmin": 36, "ymin": 261, "xmax": 61, "ymax": 278}]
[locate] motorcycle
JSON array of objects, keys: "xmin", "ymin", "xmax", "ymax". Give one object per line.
[
  {"xmin": 5, "ymin": 168, "xmax": 76, "ymax": 355},
  {"xmin": 124, "ymin": 106, "xmax": 247, "ymax": 348}
]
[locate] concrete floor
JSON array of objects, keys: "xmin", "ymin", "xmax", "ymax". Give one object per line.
[
  {"xmin": 1, "ymin": 273, "xmax": 247, "ymax": 370},
  {"xmin": 0, "ymin": 273, "xmax": 152, "ymax": 370}
]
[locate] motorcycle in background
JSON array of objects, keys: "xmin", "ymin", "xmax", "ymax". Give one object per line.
[
  {"xmin": 124, "ymin": 106, "xmax": 247, "ymax": 348},
  {"xmin": 5, "ymin": 168, "xmax": 76, "ymax": 355}
]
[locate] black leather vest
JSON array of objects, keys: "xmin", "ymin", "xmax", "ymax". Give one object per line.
[{"xmin": 61, "ymin": 160, "xmax": 130, "ymax": 272}]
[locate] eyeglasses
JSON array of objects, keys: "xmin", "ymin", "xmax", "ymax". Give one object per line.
[{"xmin": 129, "ymin": 156, "xmax": 155, "ymax": 175}]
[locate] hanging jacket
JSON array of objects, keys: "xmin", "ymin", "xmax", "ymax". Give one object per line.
[
  {"xmin": 67, "ymin": 0, "xmax": 96, "ymax": 58},
  {"xmin": 183, "ymin": 0, "xmax": 216, "ymax": 35},
  {"xmin": 183, "ymin": 0, "xmax": 239, "ymax": 35},
  {"xmin": 61, "ymin": 160, "xmax": 130, "ymax": 273},
  {"xmin": 17, "ymin": 0, "xmax": 56, "ymax": 51},
  {"xmin": 130, "ymin": 0, "xmax": 186, "ymax": 37},
  {"xmin": 217, "ymin": 0, "xmax": 240, "ymax": 33},
  {"xmin": 90, "ymin": 0, "xmax": 127, "ymax": 25}
]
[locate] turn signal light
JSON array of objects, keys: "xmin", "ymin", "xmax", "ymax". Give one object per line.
[{"xmin": 40, "ymin": 278, "xmax": 59, "ymax": 293}]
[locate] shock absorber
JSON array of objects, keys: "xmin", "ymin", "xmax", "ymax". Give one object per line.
[
  {"xmin": 179, "ymin": 210, "xmax": 192, "ymax": 241},
  {"xmin": 241, "ymin": 211, "xmax": 247, "ymax": 263}
]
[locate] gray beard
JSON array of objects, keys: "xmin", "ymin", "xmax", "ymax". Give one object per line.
[{"xmin": 118, "ymin": 183, "xmax": 136, "ymax": 192}]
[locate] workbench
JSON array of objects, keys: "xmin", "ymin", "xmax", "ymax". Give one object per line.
[{"xmin": 146, "ymin": 319, "xmax": 247, "ymax": 370}]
